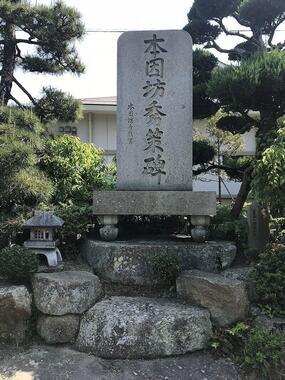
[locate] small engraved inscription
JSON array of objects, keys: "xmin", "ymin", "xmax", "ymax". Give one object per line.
[{"xmin": 127, "ymin": 103, "xmax": 135, "ymax": 144}]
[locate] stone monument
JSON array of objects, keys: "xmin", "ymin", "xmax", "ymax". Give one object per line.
[
  {"xmin": 93, "ymin": 30, "xmax": 216, "ymax": 241},
  {"xmin": 78, "ymin": 32, "xmax": 244, "ymax": 360}
]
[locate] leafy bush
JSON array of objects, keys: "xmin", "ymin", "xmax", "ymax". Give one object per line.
[
  {"xmin": 209, "ymin": 204, "xmax": 248, "ymax": 248},
  {"xmin": 0, "ymin": 245, "xmax": 38, "ymax": 282},
  {"xmin": 252, "ymin": 244, "xmax": 285, "ymax": 316},
  {"xmin": 243, "ymin": 328, "xmax": 285, "ymax": 379},
  {"xmin": 152, "ymin": 255, "xmax": 182, "ymax": 286},
  {"xmin": 212, "ymin": 323, "xmax": 285, "ymax": 379},
  {"xmin": 211, "ymin": 322, "xmax": 250, "ymax": 355},
  {"xmin": 54, "ymin": 202, "xmax": 92, "ymax": 257},
  {"xmin": 0, "ymin": 212, "xmax": 26, "ymax": 250},
  {"xmin": 253, "ymin": 127, "xmax": 285, "ymax": 211},
  {"xmin": 40, "ymin": 135, "xmax": 115, "ymax": 204}
]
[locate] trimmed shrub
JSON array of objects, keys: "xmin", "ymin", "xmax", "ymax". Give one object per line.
[
  {"xmin": 0, "ymin": 245, "xmax": 38, "ymax": 282},
  {"xmin": 252, "ymin": 244, "xmax": 285, "ymax": 316}
]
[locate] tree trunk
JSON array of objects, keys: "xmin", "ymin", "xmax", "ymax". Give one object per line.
[
  {"xmin": 0, "ymin": 21, "xmax": 16, "ymax": 105},
  {"xmin": 230, "ymin": 165, "xmax": 253, "ymax": 218},
  {"xmin": 230, "ymin": 111, "xmax": 276, "ymax": 218}
]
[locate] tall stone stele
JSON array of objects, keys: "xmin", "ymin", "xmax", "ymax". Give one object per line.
[{"xmin": 93, "ymin": 30, "xmax": 216, "ymax": 241}]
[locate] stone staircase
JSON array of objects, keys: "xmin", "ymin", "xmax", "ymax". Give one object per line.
[{"xmin": 1, "ymin": 238, "xmax": 253, "ymax": 359}]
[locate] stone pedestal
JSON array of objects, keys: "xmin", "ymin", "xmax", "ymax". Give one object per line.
[
  {"xmin": 82, "ymin": 238, "xmax": 236, "ymax": 287},
  {"xmin": 94, "ymin": 190, "xmax": 216, "ymax": 242}
]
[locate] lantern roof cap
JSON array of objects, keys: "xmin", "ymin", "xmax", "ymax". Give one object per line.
[{"xmin": 23, "ymin": 211, "xmax": 64, "ymax": 228}]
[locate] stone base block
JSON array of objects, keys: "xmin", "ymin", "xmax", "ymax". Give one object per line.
[
  {"xmin": 82, "ymin": 238, "xmax": 236, "ymax": 287},
  {"xmin": 37, "ymin": 314, "xmax": 80, "ymax": 344},
  {"xmin": 76, "ymin": 296, "xmax": 212, "ymax": 359},
  {"xmin": 177, "ymin": 270, "xmax": 250, "ymax": 327},
  {"xmin": 93, "ymin": 191, "xmax": 216, "ymax": 216}
]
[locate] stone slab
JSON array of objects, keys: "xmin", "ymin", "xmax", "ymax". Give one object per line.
[
  {"xmin": 76, "ymin": 297, "xmax": 212, "ymax": 359},
  {"xmin": 177, "ymin": 270, "xmax": 250, "ymax": 327},
  {"xmin": 0, "ymin": 345, "xmax": 243, "ymax": 380},
  {"xmin": 82, "ymin": 238, "xmax": 236, "ymax": 287},
  {"xmin": 93, "ymin": 191, "xmax": 216, "ymax": 216},
  {"xmin": 117, "ymin": 30, "xmax": 193, "ymax": 190}
]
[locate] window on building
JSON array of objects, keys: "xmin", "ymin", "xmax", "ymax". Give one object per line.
[{"xmin": 59, "ymin": 126, "xmax": 77, "ymax": 136}]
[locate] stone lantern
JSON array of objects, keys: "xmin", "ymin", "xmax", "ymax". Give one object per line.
[{"xmin": 23, "ymin": 211, "xmax": 64, "ymax": 267}]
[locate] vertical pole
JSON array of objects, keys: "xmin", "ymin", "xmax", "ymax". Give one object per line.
[
  {"xmin": 88, "ymin": 112, "xmax": 93, "ymax": 143},
  {"xmin": 217, "ymin": 136, "xmax": 222, "ymax": 204}
]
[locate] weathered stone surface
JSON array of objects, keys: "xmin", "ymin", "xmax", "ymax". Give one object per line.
[
  {"xmin": 222, "ymin": 266, "xmax": 257, "ymax": 301},
  {"xmin": 0, "ymin": 345, "xmax": 243, "ymax": 380},
  {"xmin": 76, "ymin": 296, "xmax": 212, "ymax": 359},
  {"xmin": 117, "ymin": 30, "xmax": 193, "ymax": 191},
  {"xmin": 32, "ymin": 271, "xmax": 103, "ymax": 315},
  {"xmin": 82, "ymin": 239, "xmax": 236, "ymax": 286},
  {"xmin": 253, "ymin": 315, "xmax": 285, "ymax": 336},
  {"xmin": 177, "ymin": 270, "xmax": 249, "ymax": 327},
  {"xmin": 93, "ymin": 191, "xmax": 216, "ymax": 216},
  {"xmin": 37, "ymin": 314, "xmax": 80, "ymax": 344},
  {"xmin": 0, "ymin": 285, "xmax": 31, "ymax": 344}
]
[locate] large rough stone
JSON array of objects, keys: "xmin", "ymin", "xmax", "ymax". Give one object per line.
[
  {"xmin": 82, "ymin": 239, "xmax": 236, "ymax": 287},
  {"xmin": 76, "ymin": 296, "xmax": 212, "ymax": 359},
  {"xmin": 177, "ymin": 270, "xmax": 250, "ymax": 327},
  {"xmin": 222, "ymin": 266, "xmax": 257, "ymax": 301},
  {"xmin": 253, "ymin": 315, "xmax": 285, "ymax": 336},
  {"xmin": 32, "ymin": 271, "xmax": 103, "ymax": 315},
  {"xmin": 0, "ymin": 285, "xmax": 31, "ymax": 344},
  {"xmin": 37, "ymin": 314, "xmax": 80, "ymax": 344}
]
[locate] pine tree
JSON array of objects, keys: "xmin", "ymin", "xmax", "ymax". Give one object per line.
[
  {"xmin": 0, "ymin": 0, "xmax": 85, "ymax": 121},
  {"xmin": 185, "ymin": 0, "xmax": 285, "ymax": 217}
]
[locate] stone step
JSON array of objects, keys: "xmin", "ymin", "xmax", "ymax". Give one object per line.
[
  {"xmin": 177, "ymin": 270, "xmax": 250, "ymax": 327},
  {"xmin": 32, "ymin": 271, "xmax": 103, "ymax": 315},
  {"xmin": 221, "ymin": 266, "xmax": 257, "ymax": 301},
  {"xmin": 81, "ymin": 238, "xmax": 236, "ymax": 287},
  {"xmin": 76, "ymin": 296, "xmax": 212, "ymax": 359}
]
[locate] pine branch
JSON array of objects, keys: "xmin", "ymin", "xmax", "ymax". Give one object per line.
[
  {"xmin": 268, "ymin": 15, "xmax": 285, "ymax": 47},
  {"xmin": 15, "ymin": 45, "xmax": 23, "ymax": 59},
  {"xmin": 232, "ymin": 13, "xmax": 252, "ymax": 28},
  {"xmin": 215, "ymin": 18, "xmax": 252, "ymax": 41},
  {"xmin": 16, "ymin": 38, "xmax": 40, "ymax": 46},
  {"xmin": 9, "ymin": 94, "xmax": 24, "ymax": 109},
  {"xmin": 193, "ymin": 162, "xmax": 244, "ymax": 176},
  {"xmin": 12, "ymin": 76, "xmax": 37, "ymax": 106},
  {"xmin": 204, "ymin": 39, "xmax": 233, "ymax": 54}
]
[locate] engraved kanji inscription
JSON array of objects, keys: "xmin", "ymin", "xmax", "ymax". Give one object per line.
[
  {"xmin": 144, "ymin": 34, "xmax": 168, "ymax": 58},
  {"xmin": 144, "ymin": 128, "xmax": 164, "ymax": 153},
  {"xmin": 127, "ymin": 102, "xmax": 135, "ymax": 144},
  {"xmin": 143, "ymin": 154, "xmax": 166, "ymax": 176},
  {"xmin": 144, "ymin": 100, "xmax": 166, "ymax": 126},
  {"xmin": 143, "ymin": 79, "xmax": 166, "ymax": 98},
  {"xmin": 146, "ymin": 58, "xmax": 164, "ymax": 78}
]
